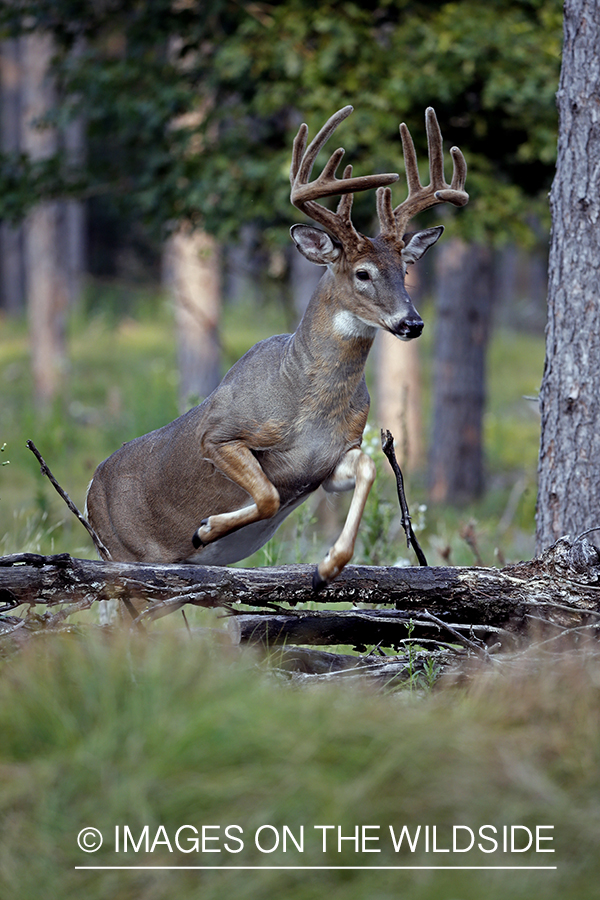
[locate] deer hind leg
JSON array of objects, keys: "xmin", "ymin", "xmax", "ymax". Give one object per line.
[
  {"xmin": 192, "ymin": 440, "xmax": 280, "ymax": 548},
  {"xmin": 314, "ymin": 448, "xmax": 376, "ymax": 589}
]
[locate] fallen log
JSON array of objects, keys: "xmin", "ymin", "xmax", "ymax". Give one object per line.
[
  {"xmin": 227, "ymin": 609, "xmax": 515, "ymax": 651},
  {"xmin": 1, "ymin": 538, "xmax": 600, "ymax": 642},
  {"xmin": 266, "ymin": 645, "xmax": 453, "ymax": 686}
]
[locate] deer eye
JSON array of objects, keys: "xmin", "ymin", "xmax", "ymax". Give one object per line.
[{"xmin": 355, "ymin": 269, "xmax": 371, "ymax": 281}]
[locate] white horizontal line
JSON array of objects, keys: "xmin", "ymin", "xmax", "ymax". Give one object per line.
[{"xmin": 75, "ymin": 865, "xmax": 558, "ymax": 871}]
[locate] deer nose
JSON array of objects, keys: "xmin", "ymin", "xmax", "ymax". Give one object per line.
[{"xmin": 391, "ymin": 317, "xmax": 424, "ymax": 340}]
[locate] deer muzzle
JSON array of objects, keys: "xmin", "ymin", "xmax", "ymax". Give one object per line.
[{"xmin": 390, "ymin": 316, "xmax": 424, "ymax": 341}]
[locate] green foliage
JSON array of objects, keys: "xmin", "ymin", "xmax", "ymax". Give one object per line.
[{"xmin": 0, "ymin": 0, "xmax": 562, "ymax": 245}]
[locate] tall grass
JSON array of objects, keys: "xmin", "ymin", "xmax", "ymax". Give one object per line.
[{"xmin": 0, "ymin": 630, "xmax": 599, "ymax": 899}]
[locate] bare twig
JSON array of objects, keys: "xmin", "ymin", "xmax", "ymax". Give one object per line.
[
  {"xmin": 574, "ymin": 526, "xmax": 600, "ymax": 544},
  {"xmin": 521, "ymin": 598, "xmax": 600, "ymax": 618},
  {"xmin": 421, "ymin": 610, "xmax": 490, "ymax": 658},
  {"xmin": 525, "ymin": 622, "xmax": 600, "ymax": 650},
  {"xmin": 26, "ymin": 440, "xmax": 112, "ymax": 561},
  {"xmin": 380, "ymin": 429, "xmax": 428, "ymax": 565},
  {"xmin": 131, "ymin": 595, "xmax": 192, "ymax": 627}
]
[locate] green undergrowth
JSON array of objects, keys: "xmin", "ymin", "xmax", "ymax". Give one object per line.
[{"xmin": 0, "ymin": 630, "xmax": 599, "ymax": 899}]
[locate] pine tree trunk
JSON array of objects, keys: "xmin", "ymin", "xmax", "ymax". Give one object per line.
[
  {"xmin": 0, "ymin": 39, "xmax": 26, "ymax": 314},
  {"xmin": 376, "ymin": 331, "xmax": 423, "ymax": 472},
  {"xmin": 163, "ymin": 226, "xmax": 221, "ymax": 410},
  {"xmin": 62, "ymin": 112, "xmax": 87, "ymax": 306},
  {"xmin": 536, "ymin": 0, "xmax": 600, "ymax": 552},
  {"xmin": 428, "ymin": 238, "xmax": 494, "ymax": 504},
  {"xmin": 21, "ymin": 33, "xmax": 69, "ymax": 409}
]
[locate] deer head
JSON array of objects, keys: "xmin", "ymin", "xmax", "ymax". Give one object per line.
[{"xmin": 289, "ymin": 105, "xmax": 468, "ymax": 340}]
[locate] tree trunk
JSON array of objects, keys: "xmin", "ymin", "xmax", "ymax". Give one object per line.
[
  {"xmin": 429, "ymin": 238, "xmax": 495, "ymax": 504},
  {"xmin": 25, "ymin": 203, "xmax": 70, "ymax": 407},
  {"xmin": 62, "ymin": 112, "xmax": 87, "ymax": 307},
  {"xmin": 163, "ymin": 226, "xmax": 221, "ymax": 410},
  {"xmin": 376, "ymin": 333, "xmax": 423, "ymax": 471},
  {"xmin": 21, "ymin": 33, "xmax": 69, "ymax": 409},
  {"xmin": 376, "ymin": 256, "xmax": 423, "ymax": 472},
  {"xmin": 536, "ymin": 0, "xmax": 600, "ymax": 553},
  {"xmin": 0, "ymin": 39, "xmax": 26, "ymax": 314}
]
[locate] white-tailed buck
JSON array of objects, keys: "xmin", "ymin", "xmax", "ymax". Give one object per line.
[{"xmin": 87, "ymin": 106, "xmax": 468, "ymax": 588}]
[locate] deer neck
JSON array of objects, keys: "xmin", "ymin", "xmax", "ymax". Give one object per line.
[{"xmin": 290, "ymin": 270, "xmax": 375, "ymax": 410}]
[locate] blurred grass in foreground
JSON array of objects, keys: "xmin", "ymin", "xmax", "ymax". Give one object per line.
[{"xmin": 0, "ymin": 630, "xmax": 598, "ymax": 899}]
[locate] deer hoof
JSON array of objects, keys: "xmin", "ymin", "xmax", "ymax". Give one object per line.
[
  {"xmin": 191, "ymin": 530, "xmax": 205, "ymax": 549},
  {"xmin": 312, "ymin": 566, "xmax": 328, "ymax": 592},
  {"xmin": 192, "ymin": 519, "xmax": 211, "ymax": 548}
]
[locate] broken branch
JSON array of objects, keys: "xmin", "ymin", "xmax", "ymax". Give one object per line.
[{"xmin": 26, "ymin": 439, "xmax": 112, "ymax": 561}]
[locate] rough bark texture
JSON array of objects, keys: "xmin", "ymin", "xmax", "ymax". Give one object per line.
[
  {"xmin": 262, "ymin": 646, "xmax": 453, "ymax": 685},
  {"xmin": 429, "ymin": 239, "xmax": 495, "ymax": 504},
  {"xmin": 2, "ymin": 538, "xmax": 600, "ymax": 637},
  {"xmin": 536, "ymin": 0, "xmax": 600, "ymax": 552}
]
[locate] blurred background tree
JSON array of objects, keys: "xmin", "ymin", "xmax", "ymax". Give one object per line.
[{"xmin": 0, "ymin": 0, "xmax": 562, "ymax": 529}]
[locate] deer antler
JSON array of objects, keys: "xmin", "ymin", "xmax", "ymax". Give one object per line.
[
  {"xmin": 290, "ymin": 106, "xmax": 399, "ymax": 250},
  {"xmin": 376, "ymin": 107, "xmax": 468, "ymax": 248}
]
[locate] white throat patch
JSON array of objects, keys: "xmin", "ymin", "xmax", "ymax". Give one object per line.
[{"xmin": 333, "ymin": 310, "xmax": 377, "ymax": 340}]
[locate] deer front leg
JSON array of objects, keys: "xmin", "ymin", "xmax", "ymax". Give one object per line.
[
  {"xmin": 313, "ymin": 448, "xmax": 376, "ymax": 590},
  {"xmin": 192, "ymin": 440, "xmax": 280, "ymax": 548}
]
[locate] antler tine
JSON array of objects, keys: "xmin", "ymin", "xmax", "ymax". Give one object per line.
[
  {"xmin": 290, "ymin": 123, "xmax": 309, "ymax": 185},
  {"xmin": 427, "ymin": 107, "xmax": 468, "ymax": 203},
  {"xmin": 444, "ymin": 145, "xmax": 468, "ymax": 195},
  {"xmin": 290, "ymin": 106, "xmax": 399, "ymax": 247},
  {"xmin": 295, "ymin": 106, "xmax": 354, "ymax": 186},
  {"xmin": 383, "ymin": 107, "xmax": 469, "ymax": 246},
  {"xmin": 400, "ymin": 121, "xmax": 422, "ymax": 196},
  {"xmin": 376, "ymin": 186, "xmax": 396, "ymax": 235},
  {"xmin": 425, "ymin": 106, "xmax": 445, "ymax": 189},
  {"xmin": 336, "ymin": 164, "xmax": 355, "ymax": 221}
]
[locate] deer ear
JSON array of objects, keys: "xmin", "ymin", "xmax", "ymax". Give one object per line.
[
  {"xmin": 401, "ymin": 225, "xmax": 444, "ymax": 264},
  {"xmin": 290, "ymin": 224, "xmax": 342, "ymax": 265}
]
